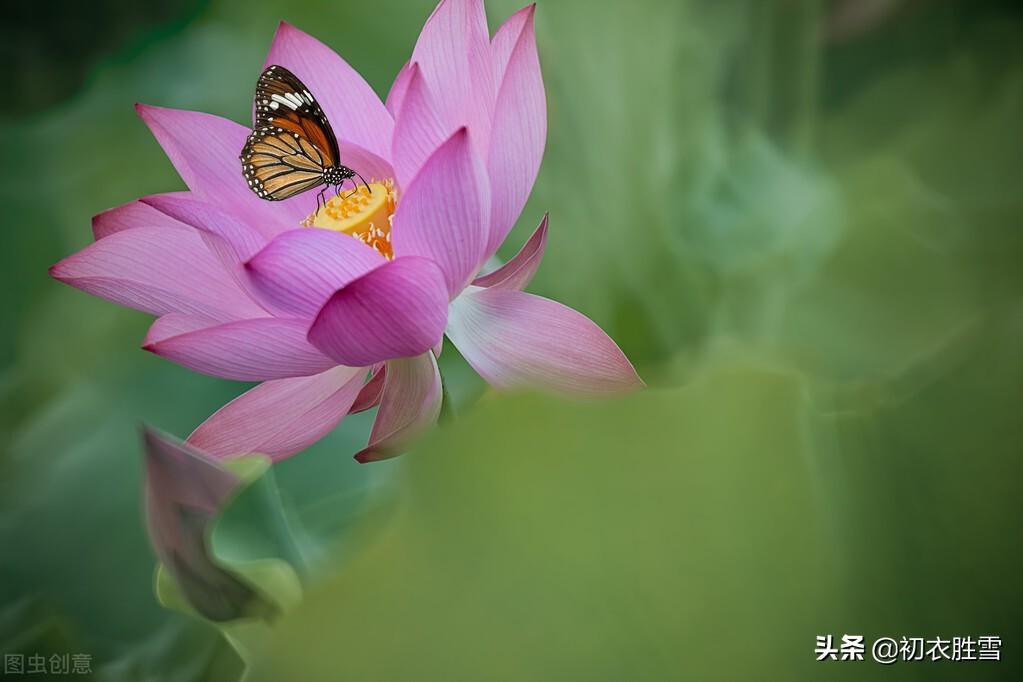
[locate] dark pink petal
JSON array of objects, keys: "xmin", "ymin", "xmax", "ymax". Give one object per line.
[
  {"xmin": 472, "ymin": 212, "xmax": 547, "ymax": 291},
  {"xmin": 308, "ymin": 257, "xmax": 449, "ymax": 367},
  {"xmin": 485, "ymin": 5, "xmax": 546, "ymax": 256},
  {"xmin": 142, "ymin": 427, "xmax": 260, "ymax": 621},
  {"xmin": 349, "ymin": 364, "xmax": 386, "ymax": 414},
  {"xmin": 410, "ymin": 0, "xmax": 494, "ymax": 153},
  {"xmin": 188, "ymin": 365, "xmax": 367, "ymax": 460},
  {"xmin": 356, "ymin": 353, "xmax": 441, "ymax": 463},
  {"xmin": 49, "ymin": 226, "xmax": 262, "ymax": 320},
  {"xmin": 264, "ymin": 22, "xmax": 393, "ymax": 160},
  {"xmin": 244, "ymin": 228, "xmax": 386, "ymax": 319},
  {"xmin": 386, "ymin": 60, "xmax": 415, "ymax": 118},
  {"xmin": 144, "ymin": 314, "xmax": 336, "ymax": 381},
  {"xmin": 92, "ymin": 193, "xmax": 190, "ymax": 240},
  {"xmin": 391, "ymin": 63, "xmax": 453, "ymax": 190},
  {"xmin": 446, "ymin": 287, "xmax": 643, "ymax": 396},
  {"xmin": 392, "ymin": 128, "xmax": 490, "ymax": 296},
  {"xmin": 135, "ymin": 104, "xmax": 305, "ymax": 230}
]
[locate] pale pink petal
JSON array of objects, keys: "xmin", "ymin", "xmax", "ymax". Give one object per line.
[
  {"xmin": 472, "ymin": 212, "xmax": 547, "ymax": 291},
  {"xmin": 144, "ymin": 314, "xmax": 336, "ymax": 381},
  {"xmin": 391, "ymin": 63, "xmax": 453, "ymax": 190},
  {"xmin": 349, "ymin": 364, "xmax": 386, "ymax": 414},
  {"xmin": 49, "ymin": 226, "xmax": 262, "ymax": 320},
  {"xmin": 264, "ymin": 22, "xmax": 393, "ymax": 160},
  {"xmin": 188, "ymin": 365, "xmax": 367, "ymax": 461},
  {"xmin": 308, "ymin": 257, "xmax": 449, "ymax": 367},
  {"xmin": 244, "ymin": 228, "xmax": 386, "ymax": 318},
  {"xmin": 337, "ymin": 140, "xmax": 395, "ymax": 184},
  {"xmin": 144, "ymin": 312, "xmax": 216, "ymax": 338},
  {"xmin": 92, "ymin": 193, "xmax": 190, "ymax": 240},
  {"xmin": 385, "ymin": 61, "xmax": 415, "ymax": 118},
  {"xmin": 485, "ymin": 5, "xmax": 546, "ymax": 256},
  {"xmin": 142, "ymin": 194, "xmax": 272, "ymax": 307},
  {"xmin": 491, "ymin": 4, "xmax": 532, "ymax": 84},
  {"xmin": 392, "ymin": 128, "xmax": 490, "ymax": 296},
  {"xmin": 446, "ymin": 287, "xmax": 643, "ymax": 396},
  {"xmin": 135, "ymin": 104, "xmax": 305, "ymax": 231},
  {"xmin": 356, "ymin": 352, "xmax": 441, "ymax": 463},
  {"xmin": 141, "ymin": 193, "xmax": 268, "ymax": 266},
  {"xmin": 410, "ymin": 0, "xmax": 494, "ymax": 152}
]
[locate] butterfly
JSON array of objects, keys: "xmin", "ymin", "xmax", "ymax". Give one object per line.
[{"xmin": 240, "ymin": 65, "xmax": 369, "ymax": 210}]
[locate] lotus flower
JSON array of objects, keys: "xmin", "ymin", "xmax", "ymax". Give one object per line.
[{"xmin": 51, "ymin": 0, "xmax": 642, "ymax": 462}]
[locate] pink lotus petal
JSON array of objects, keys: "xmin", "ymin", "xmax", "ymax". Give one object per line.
[
  {"xmin": 144, "ymin": 314, "xmax": 336, "ymax": 381},
  {"xmin": 188, "ymin": 365, "xmax": 367, "ymax": 461},
  {"xmin": 446, "ymin": 287, "xmax": 643, "ymax": 396},
  {"xmin": 142, "ymin": 193, "xmax": 268, "ymax": 266},
  {"xmin": 485, "ymin": 5, "xmax": 546, "ymax": 256},
  {"xmin": 491, "ymin": 4, "xmax": 532, "ymax": 84},
  {"xmin": 308, "ymin": 257, "xmax": 449, "ymax": 367},
  {"xmin": 142, "ymin": 194, "xmax": 272, "ymax": 308},
  {"xmin": 245, "ymin": 228, "xmax": 386, "ymax": 318},
  {"xmin": 386, "ymin": 61, "xmax": 415, "ymax": 119},
  {"xmin": 356, "ymin": 352, "xmax": 441, "ymax": 462},
  {"xmin": 391, "ymin": 63, "xmax": 453, "ymax": 190},
  {"xmin": 135, "ymin": 104, "xmax": 305, "ymax": 231},
  {"xmin": 349, "ymin": 364, "xmax": 386, "ymax": 414},
  {"xmin": 410, "ymin": 0, "xmax": 494, "ymax": 153},
  {"xmin": 392, "ymin": 128, "xmax": 490, "ymax": 296},
  {"xmin": 49, "ymin": 226, "xmax": 262, "ymax": 320},
  {"xmin": 336, "ymin": 140, "xmax": 395, "ymax": 185},
  {"xmin": 264, "ymin": 22, "xmax": 393, "ymax": 160},
  {"xmin": 92, "ymin": 193, "xmax": 191, "ymax": 240},
  {"xmin": 144, "ymin": 312, "xmax": 216, "ymax": 339},
  {"xmin": 472, "ymin": 212, "xmax": 547, "ymax": 291}
]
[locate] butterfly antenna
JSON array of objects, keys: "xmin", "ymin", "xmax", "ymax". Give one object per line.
[{"xmin": 353, "ymin": 171, "xmax": 372, "ymax": 194}]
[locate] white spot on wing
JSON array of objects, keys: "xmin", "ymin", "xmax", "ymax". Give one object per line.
[{"xmin": 271, "ymin": 93, "xmax": 298, "ymax": 110}]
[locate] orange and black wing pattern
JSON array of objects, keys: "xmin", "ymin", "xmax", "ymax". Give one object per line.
[{"xmin": 240, "ymin": 65, "xmax": 339, "ymax": 201}]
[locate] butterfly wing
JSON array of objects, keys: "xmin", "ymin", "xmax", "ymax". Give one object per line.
[
  {"xmin": 254, "ymin": 65, "xmax": 339, "ymax": 166},
  {"xmin": 240, "ymin": 65, "xmax": 340, "ymax": 201}
]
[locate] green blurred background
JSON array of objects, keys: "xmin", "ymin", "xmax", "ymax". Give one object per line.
[{"xmin": 2, "ymin": 0, "xmax": 1021, "ymax": 679}]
